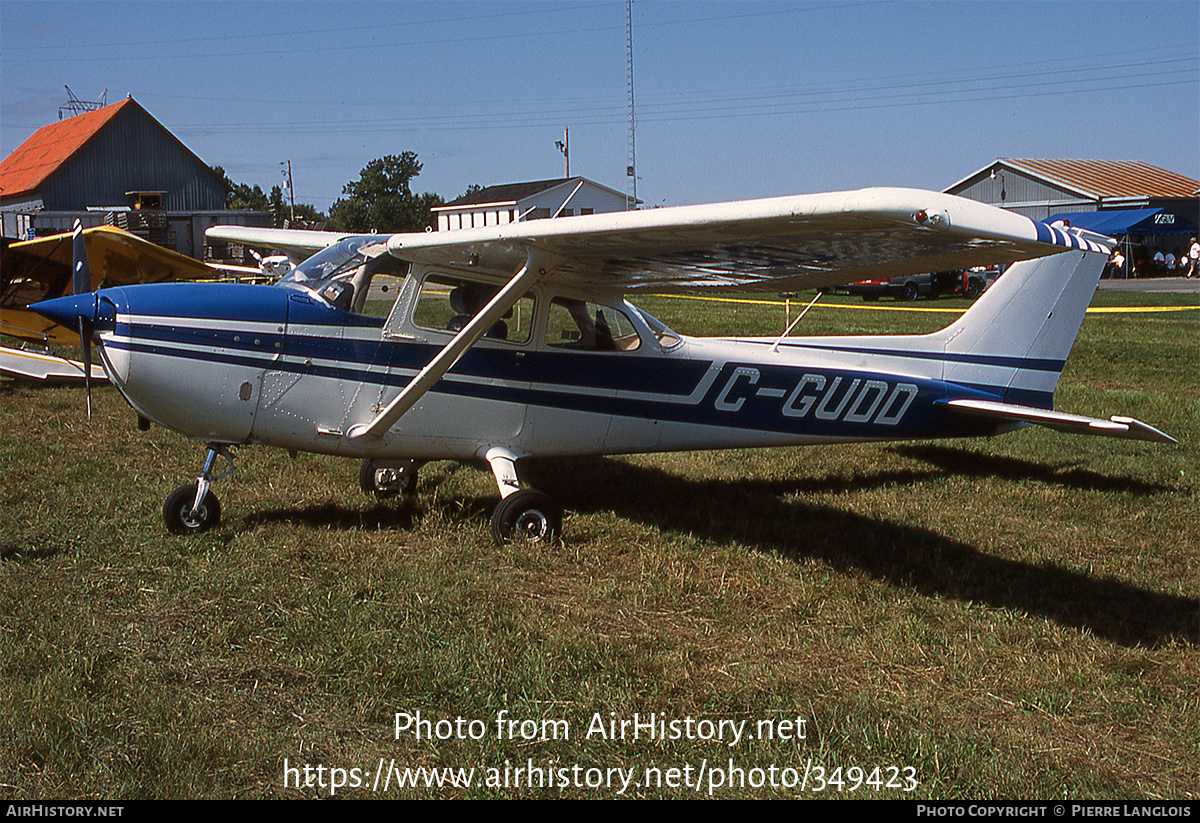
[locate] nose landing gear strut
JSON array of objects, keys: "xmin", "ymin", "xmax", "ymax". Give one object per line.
[{"xmin": 163, "ymin": 444, "xmax": 236, "ymax": 535}]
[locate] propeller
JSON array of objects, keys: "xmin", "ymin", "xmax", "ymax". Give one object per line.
[
  {"xmin": 29, "ymin": 223, "xmax": 121, "ymax": 417},
  {"xmin": 71, "ymin": 220, "xmax": 94, "ymax": 418}
]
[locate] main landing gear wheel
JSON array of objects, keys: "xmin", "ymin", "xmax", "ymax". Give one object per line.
[
  {"xmin": 163, "ymin": 483, "xmax": 221, "ymax": 535},
  {"xmin": 490, "ymin": 490, "xmax": 561, "ymax": 545},
  {"xmin": 359, "ymin": 459, "xmax": 419, "ymax": 498}
]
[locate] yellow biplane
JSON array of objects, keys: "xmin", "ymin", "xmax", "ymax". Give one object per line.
[{"xmin": 2, "ymin": 224, "xmax": 272, "ymax": 382}]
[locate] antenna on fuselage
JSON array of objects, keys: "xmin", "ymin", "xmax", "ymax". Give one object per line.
[{"xmin": 770, "ymin": 291, "xmax": 823, "ymax": 353}]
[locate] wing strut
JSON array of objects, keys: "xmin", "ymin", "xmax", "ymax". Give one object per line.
[{"xmin": 346, "ymin": 247, "xmax": 556, "ymax": 441}]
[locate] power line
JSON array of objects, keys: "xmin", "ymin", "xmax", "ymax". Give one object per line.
[{"xmin": 148, "ymin": 63, "xmax": 1194, "ymax": 135}]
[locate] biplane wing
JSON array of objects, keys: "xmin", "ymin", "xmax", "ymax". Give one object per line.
[
  {"xmin": 0, "ymin": 344, "xmax": 108, "ymax": 383},
  {"xmin": 1, "ymin": 225, "xmax": 215, "ymax": 343}
]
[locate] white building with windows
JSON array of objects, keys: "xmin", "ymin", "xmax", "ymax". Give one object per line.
[{"xmin": 432, "ymin": 177, "xmax": 630, "ymax": 231}]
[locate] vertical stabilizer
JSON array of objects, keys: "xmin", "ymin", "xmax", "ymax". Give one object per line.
[{"xmin": 940, "ymin": 246, "xmax": 1108, "ymax": 408}]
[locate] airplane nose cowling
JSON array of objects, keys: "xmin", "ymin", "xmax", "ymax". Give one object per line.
[
  {"xmin": 30, "ymin": 292, "xmax": 99, "ymax": 328},
  {"xmin": 74, "ymin": 282, "xmax": 291, "ymax": 442},
  {"xmin": 30, "ymin": 290, "xmax": 118, "ymax": 331}
]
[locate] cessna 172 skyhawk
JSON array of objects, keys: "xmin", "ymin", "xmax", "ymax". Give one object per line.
[{"xmin": 30, "ymin": 188, "xmax": 1174, "ymax": 542}]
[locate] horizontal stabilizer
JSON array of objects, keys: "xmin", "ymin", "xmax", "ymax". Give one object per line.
[{"xmin": 941, "ymin": 398, "xmax": 1177, "ymax": 444}]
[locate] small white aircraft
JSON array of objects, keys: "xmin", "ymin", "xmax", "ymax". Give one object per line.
[{"xmin": 31, "ymin": 188, "xmax": 1174, "ymax": 542}]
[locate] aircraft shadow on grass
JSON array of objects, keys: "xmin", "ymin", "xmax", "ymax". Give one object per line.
[
  {"xmin": 889, "ymin": 444, "xmax": 1174, "ymax": 496},
  {"xmin": 517, "ymin": 452, "xmax": 1197, "ymax": 649},
  {"xmin": 243, "ymin": 501, "xmax": 419, "ymax": 533},
  {"xmin": 235, "ymin": 447, "xmax": 1194, "ymax": 647}
]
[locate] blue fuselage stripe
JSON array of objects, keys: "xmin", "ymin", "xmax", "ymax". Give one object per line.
[
  {"xmin": 755, "ymin": 340, "xmax": 1065, "ymax": 373},
  {"xmin": 103, "ymin": 321, "xmax": 1050, "ymax": 439}
]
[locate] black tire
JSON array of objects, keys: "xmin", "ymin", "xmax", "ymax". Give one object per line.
[
  {"xmin": 359, "ymin": 459, "xmax": 417, "ymax": 498},
  {"xmin": 965, "ymin": 279, "xmax": 983, "ymax": 299},
  {"xmin": 163, "ymin": 483, "xmax": 221, "ymax": 535},
  {"xmin": 490, "ymin": 490, "xmax": 561, "ymax": 545},
  {"xmin": 902, "ymin": 282, "xmax": 919, "ymax": 301}
]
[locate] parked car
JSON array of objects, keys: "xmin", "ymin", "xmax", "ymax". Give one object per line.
[{"xmin": 837, "ymin": 267, "xmax": 1000, "ymax": 301}]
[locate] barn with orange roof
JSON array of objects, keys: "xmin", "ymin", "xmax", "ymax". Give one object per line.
[{"xmin": 1, "ymin": 97, "xmax": 229, "ymax": 252}]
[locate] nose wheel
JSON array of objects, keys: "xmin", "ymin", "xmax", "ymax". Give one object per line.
[
  {"xmin": 163, "ymin": 483, "xmax": 221, "ymax": 534},
  {"xmin": 163, "ymin": 444, "xmax": 235, "ymax": 535}
]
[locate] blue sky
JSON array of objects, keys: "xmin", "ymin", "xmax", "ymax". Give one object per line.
[{"xmin": 2, "ymin": 1, "xmax": 1197, "ymax": 213}]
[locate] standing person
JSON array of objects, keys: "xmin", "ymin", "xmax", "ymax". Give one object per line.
[
  {"xmin": 1108, "ymin": 248, "xmax": 1126, "ymax": 279},
  {"xmin": 1189, "ymin": 237, "xmax": 1199, "ymax": 278}
]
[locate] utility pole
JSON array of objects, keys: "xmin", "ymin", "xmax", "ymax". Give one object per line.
[
  {"xmin": 626, "ymin": 0, "xmax": 637, "ymax": 210},
  {"xmin": 556, "ymin": 128, "xmax": 570, "ymax": 178},
  {"xmin": 281, "ymin": 160, "xmax": 296, "ymax": 223}
]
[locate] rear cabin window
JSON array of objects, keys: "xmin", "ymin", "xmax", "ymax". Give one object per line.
[{"xmin": 412, "ymin": 275, "xmax": 533, "ymax": 344}]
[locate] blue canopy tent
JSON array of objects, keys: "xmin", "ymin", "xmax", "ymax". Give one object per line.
[
  {"xmin": 1047, "ymin": 208, "xmax": 1198, "ymax": 236},
  {"xmin": 1048, "ymin": 209, "xmax": 1198, "ymax": 278}
]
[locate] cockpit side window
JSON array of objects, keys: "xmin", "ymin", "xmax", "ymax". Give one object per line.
[
  {"xmin": 412, "ymin": 274, "xmax": 533, "ymax": 344},
  {"xmin": 629, "ymin": 303, "xmax": 681, "ymax": 349},
  {"xmin": 546, "ymin": 298, "xmax": 642, "ymax": 352}
]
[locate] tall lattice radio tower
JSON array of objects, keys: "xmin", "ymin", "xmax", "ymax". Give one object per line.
[{"xmin": 625, "ymin": 0, "xmax": 637, "ymax": 210}]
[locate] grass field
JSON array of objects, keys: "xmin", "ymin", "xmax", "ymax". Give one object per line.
[{"xmin": 1, "ymin": 288, "xmax": 1197, "ymax": 799}]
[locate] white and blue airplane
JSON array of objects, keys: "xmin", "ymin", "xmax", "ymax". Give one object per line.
[{"xmin": 31, "ymin": 188, "xmax": 1174, "ymax": 542}]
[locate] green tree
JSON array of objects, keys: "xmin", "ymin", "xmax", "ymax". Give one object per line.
[
  {"xmin": 211, "ymin": 166, "xmax": 323, "ymax": 226},
  {"xmin": 269, "ymin": 185, "xmax": 286, "ymax": 226},
  {"xmin": 212, "ymin": 166, "xmax": 270, "ymax": 212},
  {"xmin": 328, "ymin": 153, "xmax": 444, "ymax": 233}
]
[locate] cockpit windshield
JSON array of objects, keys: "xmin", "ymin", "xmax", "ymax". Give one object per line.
[
  {"xmin": 277, "ymin": 235, "xmax": 391, "ymax": 289},
  {"xmin": 275, "ymin": 234, "xmax": 401, "ymax": 314}
]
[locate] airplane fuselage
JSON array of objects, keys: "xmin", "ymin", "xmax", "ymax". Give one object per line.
[{"xmin": 89, "ymin": 271, "xmax": 1008, "ymax": 463}]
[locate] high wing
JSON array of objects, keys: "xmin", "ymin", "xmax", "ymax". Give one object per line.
[
  {"xmin": 384, "ymin": 187, "xmax": 1107, "ymax": 293},
  {"xmin": 2, "ymin": 226, "xmax": 216, "ymax": 343},
  {"xmin": 204, "ymin": 225, "xmax": 357, "ymax": 265}
]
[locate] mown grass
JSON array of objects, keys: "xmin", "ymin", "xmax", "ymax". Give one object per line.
[{"xmin": 1, "ymin": 289, "xmax": 1196, "ymax": 798}]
